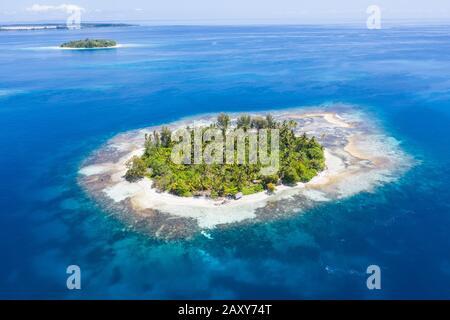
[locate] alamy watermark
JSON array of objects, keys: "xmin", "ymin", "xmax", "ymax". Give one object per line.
[
  {"xmin": 26, "ymin": 4, "xmax": 83, "ymax": 30},
  {"xmin": 169, "ymin": 127, "xmax": 280, "ymax": 176},
  {"xmin": 66, "ymin": 5, "xmax": 83, "ymax": 30},
  {"xmin": 66, "ymin": 265, "xmax": 81, "ymax": 290},
  {"xmin": 366, "ymin": 265, "xmax": 381, "ymax": 290},
  {"xmin": 366, "ymin": 5, "xmax": 382, "ymax": 30}
]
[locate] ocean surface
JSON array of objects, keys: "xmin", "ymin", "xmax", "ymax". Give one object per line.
[{"xmin": 0, "ymin": 24, "xmax": 449, "ymax": 299}]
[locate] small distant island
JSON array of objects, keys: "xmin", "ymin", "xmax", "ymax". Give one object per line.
[
  {"xmin": 125, "ymin": 113, "xmax": 325, "ymax": 198},
  {"xmin": 60, "ymin": 38, "xmax": 117, "ymax": 49}
]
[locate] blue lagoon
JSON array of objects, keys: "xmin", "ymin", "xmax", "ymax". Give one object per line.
[{"xmin": 1, "ymin": 24, "xmax": 450, "ymax": 299}]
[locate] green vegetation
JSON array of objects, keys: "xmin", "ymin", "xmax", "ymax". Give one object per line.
[
  {"xmin": 126, "ymin": 114, "xmax": 325, "ymax": 198},
  {"xmin": 125, "ymin": 156, "xmax": 147, "ymax": 182},
  {"xmin": 60, "ymin": 38, "xmax": 117, "ymax": 48},
  {"xmin": 266, "ymin": 183, "xmax": 276, "ymax": 193}
]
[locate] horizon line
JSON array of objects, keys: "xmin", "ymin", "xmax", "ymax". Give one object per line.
[{"xmin": 1, "ymin": 17, "xmax": 450, "ymax": 27}]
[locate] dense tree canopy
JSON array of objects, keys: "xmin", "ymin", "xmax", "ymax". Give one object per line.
[
  {"xmin": 126, "ymin": 114, "xmax": 325, "ymax": 198},
  {"xmin": 60, "ymin": 39, "xmax": 117, "ymax": 48}
]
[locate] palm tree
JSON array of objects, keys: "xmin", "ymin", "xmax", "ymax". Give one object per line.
[
  {"xmin": 217, "ymin": 113, "xmax": 230, "ymax": 132},
  {"xmin": 160, "ymin": 127, "xmax": 171, "ymax": 147},
  {"xmin": 266, "ymin": 114, "xmax": 276, "ymax": 128},
  {"xmin": 237, "ymin": 115, "xmax": 251, "ymax": 131}
]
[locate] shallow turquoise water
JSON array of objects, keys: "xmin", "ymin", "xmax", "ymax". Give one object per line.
[{"xmin": 0, "ymin": 25, "xmax": 450, "ymax": 298}]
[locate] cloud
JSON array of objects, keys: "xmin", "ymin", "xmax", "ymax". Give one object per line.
[{"xmin": 27, "ymin": 4, "xmax": 85, "ymax": 14}]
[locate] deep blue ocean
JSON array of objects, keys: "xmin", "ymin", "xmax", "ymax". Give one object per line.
[{"xmin": 0, "ymin": 25, "xmax": 449, "ymax": 299}]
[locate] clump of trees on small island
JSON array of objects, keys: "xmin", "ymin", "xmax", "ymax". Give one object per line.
[
  {"xmin": 60, "ymin": 38, "xmax": 117, "ymax": 48},
  {"xmin": 126, "ymin": 114, "xmax": 325, "ymax": 198}
]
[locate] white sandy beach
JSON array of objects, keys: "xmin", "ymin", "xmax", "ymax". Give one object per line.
[{"xmin": 79, "ymin": 109, "xmax": 412, "ymax": 231}]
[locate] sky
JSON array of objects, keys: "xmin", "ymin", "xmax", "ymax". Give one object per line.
[{"xmin": 1, "ymin": 0, "xmax": 450, "ymax": 24}]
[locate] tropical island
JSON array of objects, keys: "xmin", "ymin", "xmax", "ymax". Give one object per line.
[
  {"xmin": 125, "ymin": 113, "xmax": 325, "ymax": 198},
  {"xmin": 60, "ymin": 38, "xmax": 117, "ymax": 48},
  {"xmin": 79, "ymin": 107, "xmax": 412, "ymax": 239}
]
